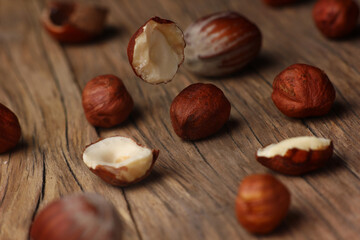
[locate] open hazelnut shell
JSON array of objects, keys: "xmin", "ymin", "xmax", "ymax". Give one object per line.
[
  {"xmin": 256, "ymin": 136, "xmax": 333, "ymax": 175},
  {"xmin": 83, "ymin": 136, "xmax": 159, "ymax": 187},
  {"xmin": 41, "ymin": 1, "xmax": 108, "ymax": 43},
  {"xmin": 127, "ymin": 17, "xmax": 185, "ymax": 84}
]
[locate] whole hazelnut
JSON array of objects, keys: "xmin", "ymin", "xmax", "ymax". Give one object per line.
[
  {"xmin": 170, "ymin": 83, "xmax": 231, "ymax": 140},
  {"xmin": 235, "ymin": 174, "xmax": 290, "ymax": 234},
  {"xmin": 41, "ymin": 1, "xmax": 108, "ymax": 43},
  {"xmin": 0, "ymin": 103, "xmax": 21, "ymax": 153},
  {"xmin": 30, "ymin": 193, "xmax": 122, "ymax": 240},
  {"xmin": 82, "ymin": 74, "xmax": 134, "ymax": 128},
  {"xmin": 313, "ymin": 0, "xmax": 359, "ymax": 39},
  {"xmin": 262, "ymin": 0, "xmax": 298, "ymax": 7},
  {"xmin": 271, "ymin": 64, "xmax": 336, "ymax": 118},
  {"xmin": 184, "ymin": 11, "xmax": 262, "ymax": 77}
]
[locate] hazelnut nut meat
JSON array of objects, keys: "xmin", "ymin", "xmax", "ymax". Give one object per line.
[
  {"xmin": 313, "ymin": 0, "xmax": 359, "ymax": 39},
  {"xmin": 30, "ymin": 193, "xmax": 122, "ymax": 240},
  {"xmin": 0, "ymin": 103, "xmax": 21, "ymax": 154},
  {"xmin": 127, "ymin": 17, "xmax": 186, "ymax": 84},
  {"xmin": 184, "ymin": 11, "xmax": 262, "ymax": 77},
  {"xmin": 256, "ymin": 136, "xmax": 333, "ymax": 175},
  {"xmin": 271, "ymin": 63, "xmax": 336, "ymax": 118},
  {"xmin": 170, "ymin": 83, "xmax": 231, "ymax": 140},
  {"xmin": 235, "ymin": 174, "xmax": 290, "ymax": 234},
  {"xmin": 83, "ymin": 136, "xmax": 159, "ymax": 186},
  {"xmin": 41, "ymin": 1, "xmax": 108, "ymax": 43},
  {"xmin": 82, "ymin": 74, "xmax": 134, "ymax": 128}
]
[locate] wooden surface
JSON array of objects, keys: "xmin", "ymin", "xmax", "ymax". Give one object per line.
[{"xmin": 1, "ymin": 0, "xmax": 360, "ymax": 239}]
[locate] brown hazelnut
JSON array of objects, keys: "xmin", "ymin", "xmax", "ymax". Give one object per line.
[
  {"xmin": 41, "ymin": 1, "xmax": 108, "ymax": 43},
  {"xmin": 235, "ymin": 174, "xmax": 290, "ymax": 234},
  {"xmin": 184, "ymin": 11, "xmax": 262, "ymax": 77},
  {"xmin": 82, "ymin": 74, "xmax": 134, "ymax": 128},
  {"xmin": 262, "ymin": 0, "xmax": 299, "ymax": 7},
  {"xmin": 0, "ymin": 103, "xmax": 21, "ymax": 153},
  {"xmin": 271, "ymin": 63, "xmax": 336, "ymax": 118},
  {"xmin": 170, "ymin": 83, "xmax": 231, "ymax": 140},
  {"xmin": 30, "ymin": 193, "xmax": 122, "ymax": 240},
  {"xmin": 83, "ymin": 136, "xmax": 159, "ymax": 187},
  {"xmin": 127, "ymin": 17, "xmax": 185, "ymax": 84},
  {"xmin": 313, "ymin": 0, "xmax": 359, "ymax": 39},
  {"xmin": 256, "ymin": 136, "xmax": 334, "ymax": 175}
]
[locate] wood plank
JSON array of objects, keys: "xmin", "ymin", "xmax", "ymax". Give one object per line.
[{"xmin": 0, "ymin": 0, "xmax": 360, "ymax": 239}]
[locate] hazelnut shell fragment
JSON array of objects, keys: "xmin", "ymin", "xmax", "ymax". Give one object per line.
[
  {"xmin": 313, "ymin": 0, "xmax": 359, "ymax": 39},
  {"xmin": 30, "ymin": 193, "xmax": 122, "ymax": 240},
  {"xmin": 170, "ymin": 83, "xmax": 231, "ymax": 140},
  {"xmin": 271, "ymin": 63, "xmax": 336, "ymax": 118},
  {"xmin": 83, "ymin": 136, "xmax": 159, "ymax": 187},
  {"xmin": 82, "ymin": 74, "xmax": 134, "ymax": 128},
  {"xmin": 0, "ymin": 103, "xmax": 21, "ymax": 154},
  {"xmin": 184, "ymin": 11, "xmax": 262, "ymax": 77},
  {"xmin": 127, "ymin": 17, "xmax": 185, "ymax": 84},
  {"xmin": 41, "ymin": 1, "xmax": 108, "ymax": 43},
  {"xmin": 256, "ymin": 136, "xmax": 333, "ymax": 175},
  {"xmin": 235, "ymin": 174, "xmax": 290, "ymax": 234}
]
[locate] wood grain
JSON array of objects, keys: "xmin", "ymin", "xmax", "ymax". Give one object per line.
[{"xmin": 1, "ymin": 0, "xmax": 360, "ymax": 239}]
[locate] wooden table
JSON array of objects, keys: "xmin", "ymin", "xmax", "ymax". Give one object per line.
[{"xmin": 1, "ymin": 0, "xmax": 360, "ymax": 239}]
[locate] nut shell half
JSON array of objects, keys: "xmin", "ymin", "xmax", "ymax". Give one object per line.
[
  {"xmin": 271, "ymin": 63, "xmax": 336, "ymax": 118},
  {"xmin": 30, "ymin": 193, "xmax": 122, "ymax": 240},
  {"xmin": 83, "ymin": 136, "xmax": 159, "ymax": 187},
  {"xmin": 235, "ymin": 174, "xmax": 290, "ymax": 234},
  {"xmin": 170, "ymin": 83, "xmax": 231, "ymax": 140},
  {"xmin": 256, "ymin": 136, "xmax": 333, "ymax": 175},
  {"xmin": 41, "ymin": 1, "xmax": 108, "ymax": 43},
  {"xmin": 0, "ymin": 103, "xmax": 21, "ymax": 153}
]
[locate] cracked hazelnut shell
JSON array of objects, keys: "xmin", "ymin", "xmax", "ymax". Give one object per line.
[
  {"xmin": 0, "ymin": 103, "xmax": 21, "ymax": 154},
  {"xmin": 256, "ymin": 136, "xmax": 333, "ymax": 175},
  {"xmin": 82, "ymin": 74, "xmax": 134, "ymax": 128},
  {"xmin": 184, "ymin": 11, "xmax": 262, "ymax": 77},
  {"xmin": 235, "ymin": 174, "xmax": 290, "ymax": 234},
  {"xmin": 83, "ymin": 136, "xmax": 159, "ymax": 187},
  {"xmin": 313, "ymin": 0, "xmax": 359, "ymax": 39},
  {"xmin": 271, "ymin": 64, "xmax": 336, "ymax": 118},
  {"xmin": 41, "ymin": 1, "xmax": 108, "ymax": 43},
  {"xmin": 30, "ymin": 193, "xmax": 122, "ymax": 240},
  {"xmin": 170, "ymin": 83, "xmax": 231, "ymax": 140},
  {"xmin": 127, "ymin": 17, "xmax": 185, "ymax": 84}
]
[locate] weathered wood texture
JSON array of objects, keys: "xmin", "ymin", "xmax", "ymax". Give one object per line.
[{"xmin": 1, "ymin": 0, "xmax": 360, "ymax": 239}]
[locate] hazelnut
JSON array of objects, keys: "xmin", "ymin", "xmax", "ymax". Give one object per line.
[
  {"xmin": 127, "ymin": 17, "xmax": 185, "ymax": 84},
  {"xmin": 41, "ymin": 1, "xmax": 108, "ymax": 43},
  {"xmin": 262, "ymin": 0, "xmax": 298, "ymax": 7},
  {"xmin": 313, "ymin": 0, "xmax": 359, "ymax": 39},
  {"xmin": 271, "ymin": 63, "xmax": 336, "ymax": 118},
  {"xmin": 83, "ymin": 136, "xmax": 159, "ymax": 187},
  {"xmin": 235, "ymin": 174, "xmax": 290, "ymax": 234},
  {"xmin": 0, "ymin": 103, "xmax": 21, "ymax": 154},
  {"xmin": 82, "ymin": 74, "xmax": 134, "ymax": 128},
  {"xmin": 184, "ymin": 11, "xmax": 262, "ymax": 77},
  {"xmin": 30, "ymin": 193, "xmax": 122, "ymax": 240},
  {"xmin": 256, "ymin": 136, "xmax": 333, "ymax": 175},
  {"xmin": 170, "ymin": 83, "xmax": 231, "ymax": 140}
]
